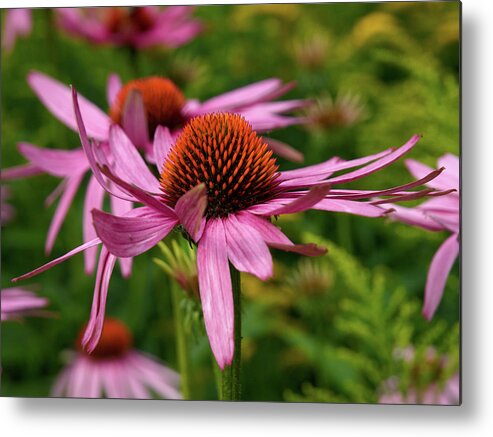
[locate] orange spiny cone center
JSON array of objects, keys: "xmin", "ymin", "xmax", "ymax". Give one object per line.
[
  {"xmin": 160, "ymin": 113, "xmax": 280, "ymax": 218},
  {"xmin": 109, "ymin": 77, "xmax": 186, "ymax": 137},
  {"xmin": 77, "ymin": 318, "xmax": 133, "ymax": 360},
  {"xmin": 105, "ymin": 7, "xmax": 155, "ymax": 34}
]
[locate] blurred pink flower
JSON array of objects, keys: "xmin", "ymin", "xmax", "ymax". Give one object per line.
[
  {"xmin": 56, "ymin": 6, "xmax": 202, "ymax": 49},
  {"xmin": 52, "ymin": 318, "xmax": 181, "ymax": 399},
  {"xmin": 2, "ymin": 9, "xmax": 32, "ymax": 52},
  {"xmin": 14, "ymin": 93, "xmax": 447, "ymax": 369},
  {"xmin": 1, "ymin": 287, "xmax": 48, "ymax": 321},
  {"xmin": 379, "ymin": 347, "xmax": 459, "ymax": 405},
  {"xmin": 1, "ymin": 71, "xmax": 308, "ymax": 276},
  {"xmin": 383, "ymin": 154, "xmax": 459, "ymax": 320}
]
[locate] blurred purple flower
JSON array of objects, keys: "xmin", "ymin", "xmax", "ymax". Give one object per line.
[
  {"xmin": 52, "ymin": 318, "xmax": 181, "ymax": 399},
  {"xmin": 56, "ymin": 6, "xmax": 202, "ymax": 49},
  {"xmin": 379, "ymin": 347, "xmax": 459, "ymax": 405},
  {"xmin": 1, "ymin": 287, "xmax": 48, "ymax": 321},
  {"xmin": 15, "ymin": 94, "xmax": 447, "ymax": 369},
  {"xmin": 2, "ymin": 9, "xmax": 32, "ymax": 52},
  {"xmin": 383, "ymin": 154, "xmax": 459, "ymax": 320}
]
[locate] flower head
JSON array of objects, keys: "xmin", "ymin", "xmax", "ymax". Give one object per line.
[
  {"xmin": 52, "ymin": 318, "xmax": 181, "ymax": 399},
  {"xmin": 1, "ymin": 287, "xmax": 49, "ymax": 321},
  {"xmin": 56, "ymin": 6, "xmax": 202, "ymax": 49},
  {"xmin": 13, "ymin": 91, "xmax": 449, "ymax": 370}
]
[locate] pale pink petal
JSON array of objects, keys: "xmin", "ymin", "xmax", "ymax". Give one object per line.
[
  {"xmin": 45, "ymin": 173, "xmax": 85, "ymax": 254},
  {"xmin": 106, "ymin": 73, "xmax": 122, "ymax": 107},
  {"xmin": 82, "ymin": 247, "xmax": 117, "ymax": 352},
  {"xmin": 109, "ymin": 125, "xmax": 159, "ymax": 192},
  {"xmin": 313, "ymin": 198, "xmax": 387, "ymax": 218},
  {"xmin": 264, "ymin": 183, "xmax": 331, "ymax": 215},
  {"xmin": 437, "ymin": 154, "xmax": 459, "ymax": 180},
  {"xmin": 174, "ymin": 184, "xmax": 207, "ymax": 242},
  {"xmin": 197, "ymin": 219, "xmax": 234, "ymax": 370},
  {"xmin": 153, "ymin": 126, "xmax": 174, "ymax": 173},
  {"xmin": 2, "ymin": 9, "xmax": 32, "ymax": 51},
  {"xmin": 28, "ymin": 71, "xmax": 110, "ymax": 140},
  {"xmin": 92, "ymin": 208, "xmax": 178, "ymax": 258},
  {"xmin": 110, "ymin": 195, "xmax": 134, "ymax": 278},
  {"xmin": 99, "ymin": 165, "xmax": 175, "ymax": 215},
  {"xmin": 388, "ymin": 204, "xmax": 445, "ymax": 231},
  {"xmin": 83, "ymin": 175, "xmax": 106, "ymax": 274},
  {"xmin": 423, "ymin": 233, "xmax": 460, "ymax": 320},
  {"xmin": 51, "ymin": 366, "xmax": 71, "ymax": 397},
  {"xmin": 406, "ymin": 159, "xmax": 457, "ymax": 191},
  {"xmin": 17, "ymin": 143, "xmax": 89, "ymax": 177},
  {"xmin": 223, "ymin": 214, "xmax": 273, "ymax": 280},
  {"xmin": 1, "ymin": 163, "xmax": 43, "ymax": 180},
  {"xmin": 263, "ymin": 137, "xmax": 304, "ymax": 163},
  {"xmin": 12, "ymin": 238, "xmax": 102, "ymax": 282},
  {"xmin": 236, "ymin": 211, "xmax": 326, "ymax": 256},
  {"xmin": 121, "ymin": 89, "xmax": 149, "ymax": 149},
  {"xmin": 56, "ymin": 9, "xmax": 108, "ymax": 43}
]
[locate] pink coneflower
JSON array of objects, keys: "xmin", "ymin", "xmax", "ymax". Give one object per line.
[
  {"xmin": 1, "ymin": 287, "xmax": 49, "ymax": 321},
  {"xmin": 56, "ymin": 6, "xmax": 202, "ymax": 50},
  {"xmin": 14, "ymin": 90, "xmax": 447, "ymax": 370},
  {"xmin": 2, "ymin": 9, "xmax": 32, "ymax": 52},
  {"xmin": 52, "ymin": 318, "xmax": 181, "ymax": 399},
  {"xmin": 2, "ymin": 71, "xmax": 306, "ymax": 275},
  {"xmin": 382, "ymin": 154, "xmax": 459, "ymax": 320}
]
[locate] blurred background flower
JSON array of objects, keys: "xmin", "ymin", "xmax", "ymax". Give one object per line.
[
  {"xmin": 2, "ymin": 9, "xmax": 32, "ymax": 53},
  {"xmin": 52, "ymin": 318, "xmax": 181, "ymax": 399},
  {"xmin": 1, "ymin": 287, "xmax": 49, "ymax": 321}
]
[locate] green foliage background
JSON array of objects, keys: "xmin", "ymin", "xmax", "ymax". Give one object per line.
[{"xmin": 1, "ymin": 2, "xmax": 459, "ymax": 401}]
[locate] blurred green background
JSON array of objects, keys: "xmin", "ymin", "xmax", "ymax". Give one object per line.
[{"xmin": 1, "ymin": 2, "xmax": 459, "ymax": 402}]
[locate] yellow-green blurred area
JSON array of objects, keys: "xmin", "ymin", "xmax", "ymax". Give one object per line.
[{"xmin": 1, "ymin": 2, "xmax": 459, "ymax": 402}]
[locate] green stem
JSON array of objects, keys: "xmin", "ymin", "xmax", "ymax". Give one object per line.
[
  {"xmin": 171, "ymin": 282, "xmax": 192, "ymax": 400},
  {"xmin": 220, "ymin": 265, "xmax": 242, "ymax": 401}
]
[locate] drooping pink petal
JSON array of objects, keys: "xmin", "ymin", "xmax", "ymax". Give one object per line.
[
  {"xmin": 83, "ymin": 175, "xmax": 106, "ymax": 274},
  {"xmin": 45, "ymin": 173, "xmax": 85, "ymax": 254},
  {"xmin": 56, "ymin": 9, "xmax": 108, "ymax": 44},
  {"xmin": 197, "ymin": 219, "xmax": 234, "ymax": 370},
  {"xmin": 236, "ymin": 211, "xmax": 326, "ymax": 256},
  {"xmin": 223, "ymin": 214, "xmax": 273, "ymax": 280},
  {"xmin": 1, "ymin": 163, "xmax": 43, "ymax": 181},
  {"xmin": 17, "ymin": 143, "xmax": 89, "ymax": 177},
  {"xmin": 28, "ymin": 71, "xmax": 110, "ymax": 140},
  {"xmin": 2, "ymin": 9, "xmax": 32, "ymax": 52},
  {"xmin": 423, "ymin": 233, "xmax": 459, "ymax": 320},
  {"xmin": 406, "ymin": 159, "xmax": 458, "ymax": 191},
  {"xmin": 313, "ymin": 198, "xmax": 388, "ymax": 217},
  {"xmin": 121, "ymin": 89, "xmax": 150, "ymax": 149},
  {"xmin": 261, "ymin": 183, "xmax": 331, "ymax": 216},
  {"xmin": 110, "ymin": 194, "xmax": 134, "ymax": 278},
  {"xmin": 174, "ymin": 184, "xmax": 207, "ymax": 242},
  {"xmin": 106, "ymin": 73, "xmax": 122, "ymax": 107},
  {"xmin": 82, "ymin": 246, "xmax": 117, "ymax": 353},
  {"xmin": 12, "ymin": 238, "xmax": 102, "ymax": 282},
  {"xmin": 387, "ymin": 204, "xmax": 445, "ymax": 231},
  {"xmin": 108, "ymin": 125, "xmax": 159, "ymax": 192},
  {"xmin": 263, "ymin": 137, "xmax": 304, "ymax": 163},
  {"xmin": 153, "ymin": 126, "xmax": 174, "ymax": 172},
  {"xmin": 437, "ymin": 154, "xmax": 459, "ymax": 180},
  {"xmin": 92, "ymin": 208, "xmax": 178, "ymax": 258},
  {"xmin": 99, "ymin": 164, "xmax": 175, "ymax": 216}
]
